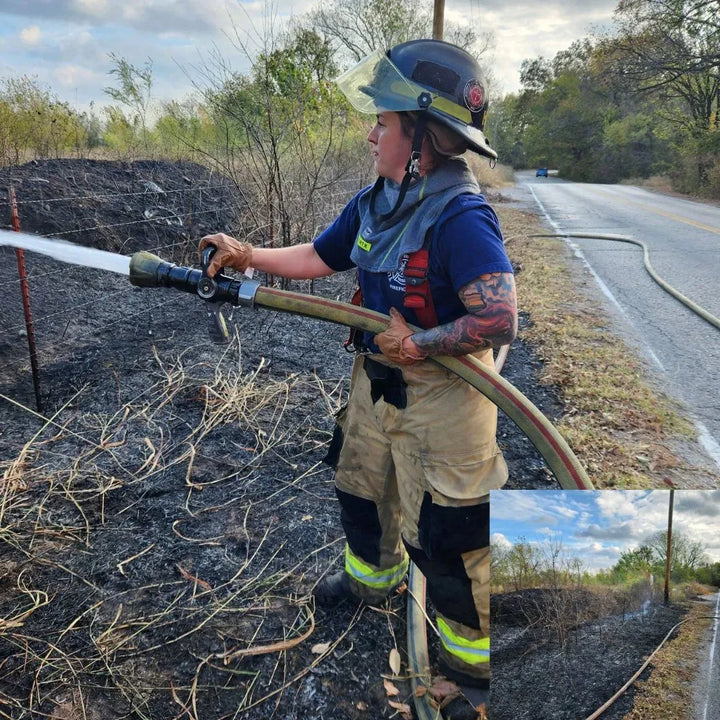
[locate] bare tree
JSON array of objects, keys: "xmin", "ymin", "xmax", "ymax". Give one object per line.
[
  {"xmin": 565, "ymin": 557, "xmax": 586, "ymax": 588},
  {"xmin": 542, "ymin": 537, "xmax": 564, "ymax": 589},
  {"xmin": 187, "ymin": 19, "xmax": 369, "ymax": 287},
  {"xmin": 104, "ymin": 54, "xmax": 154, "ymax": 154},
  {"xmin": 310, "ymin": 0, "xmax": 430, "ymax": 62},
  {"xmin": 305, "ymin": 0, "xmax": 495, "ymax": 77}
]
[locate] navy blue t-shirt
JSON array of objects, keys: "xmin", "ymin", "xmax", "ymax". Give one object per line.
[{"xmin": 313, "ymin": 188, "xmax": 513, "ymax": 351}]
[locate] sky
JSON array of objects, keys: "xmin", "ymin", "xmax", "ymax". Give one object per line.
[
  {"xmin": 491, "ymin": 490, "xmax": 720, "ymax": 572},
  {"xmin": 0, "ymin": 0, "xmax": 619, "ymax": 114}
]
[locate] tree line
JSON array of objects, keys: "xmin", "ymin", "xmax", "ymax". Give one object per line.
[
  {"xmin": 492, "ymin": 529, "xmax": 720, "ymax": 593},
  {"xmin": 0, "ymin": 0, "xmax": 494, "ymax": 265},
  {"xmin": 1, "ymin": 0, "xmax": 718, "ymax": 201},
  {"xmin": 493, "ymin": 0, "xmax": 720, "ymax": 196},
  {"xmin": 0, "ymin": 0, "xmax": 489, "ymax": 165}
]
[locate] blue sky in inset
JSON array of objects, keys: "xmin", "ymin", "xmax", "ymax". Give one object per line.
[
  {"xmin": 491, "ymin": 490, "xmax": 720, "ymax": 571},
  {"xmin": 0, "ymin": 1, "xmax": 618, "ymax": 111}
]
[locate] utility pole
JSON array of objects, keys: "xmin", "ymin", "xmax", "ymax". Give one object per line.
[
  {"xmin": 664, "ymin": 489, "xmax": 674, "ymax": 605},
  {"xmin": 433, "ymin": 0, "xmax": 445, "ymax": 40}
]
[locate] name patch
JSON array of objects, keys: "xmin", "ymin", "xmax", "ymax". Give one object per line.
[{"xmin": 357, "ymin": 235, "xmax": 372, "ymax": 252}]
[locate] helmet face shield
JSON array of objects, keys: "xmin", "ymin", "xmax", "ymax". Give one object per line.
[
  {"xmin": 335, "ymin": 50, "xmax": 432, "ymax": 114},
  {"xmin": 335, "ymin": 41, "xmax": 497, "ymax": 161}
]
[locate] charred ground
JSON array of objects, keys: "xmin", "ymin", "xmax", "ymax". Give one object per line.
[
  {"xmin": 0, "ymin": 158, "xmax": 558, "ymax": 720},
  {"xmin": 490, "ymin": 587, "xmax": 690, "ymax": 720},
  {"xmin": 0, "ymin": 158, "xmax": 684, "ymax": 720}
]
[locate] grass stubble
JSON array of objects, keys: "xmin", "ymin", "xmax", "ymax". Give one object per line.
[
  {"xmin": 1, "ymin": 179, "xmax": 718, "ymax": 719},
  {"xmin": 497, "ymin": 203, "xmax": 719, "ymax": 489}
]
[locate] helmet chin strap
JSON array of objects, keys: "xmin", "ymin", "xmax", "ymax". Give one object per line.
[{"xmin": 370, "ymin": 93, "xmax": 432, "ymax": 221}]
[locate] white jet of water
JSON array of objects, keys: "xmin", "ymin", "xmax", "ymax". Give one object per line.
[{"xmin": 0, "ymin": 229, "xmax": 130, "ymax": 276}]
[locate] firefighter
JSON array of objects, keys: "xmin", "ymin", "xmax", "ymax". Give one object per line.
[{"xmin": 200, "ymin": 39, "xmax": 516, "ymax": 715}]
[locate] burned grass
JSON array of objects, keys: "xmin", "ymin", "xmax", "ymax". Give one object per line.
[
  {"xmin": 0, "ymin": 157, "xmax": 418, "ymax": 718},
  {"xmin": 620, "ymin": 584, "xmax": 718, "ymax": 720},
  {"xmin": 0, "ymin": 347, "xmax": 347, "ymax": 718},
  {"xmin": 490, "ymin": 585, "xmax": 691, "ymax": 720},
  {"xmin": 1, "ymin": 158, "xmax": 717, "ymax": 719}
]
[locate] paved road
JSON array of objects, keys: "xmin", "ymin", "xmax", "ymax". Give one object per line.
[
  {"xmin": 514, "ymin": 171, "xmax": 720, "ymax": 476},
  {"xmin": 693, "ymin": 591, "xmax": 720, "ymax": 720}
]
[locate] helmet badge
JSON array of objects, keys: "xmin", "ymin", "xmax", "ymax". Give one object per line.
[{"xmin": 463, "ymin": 80, "xmax": 485, "ymax": 112}]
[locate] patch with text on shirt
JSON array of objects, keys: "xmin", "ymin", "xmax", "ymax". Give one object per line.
[{"xmin": 388, "ymin": 254, "xmax": 410, "ymax": 293}]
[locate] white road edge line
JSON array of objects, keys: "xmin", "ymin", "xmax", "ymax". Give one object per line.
[
  {"xmin": 702, "ymin": 590, "xmax": 720, "ymax": 720},
  {"xmin": 527, "ymin": 185, "xmax": 665, "ymax": 371},
  {"xmin": 526, "ymin": 183, "xmax": 720, "ymax": 471}
]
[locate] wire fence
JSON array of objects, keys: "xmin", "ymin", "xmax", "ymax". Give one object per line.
[{"xmin": 0, "ymin": 158, "xmax": 365, "ymax": 407}]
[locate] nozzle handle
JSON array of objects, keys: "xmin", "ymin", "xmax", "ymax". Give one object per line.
[
  {"xmin": 198, "ymin": 245, "xmax": 222, "ymax": 299},
  {"xmin": 199, "ymin": 245, "xmax": 231, "ymax": 343},
  {"xmin": 206, "ymin": 301, "xmax": 231, "ymax": 344}
]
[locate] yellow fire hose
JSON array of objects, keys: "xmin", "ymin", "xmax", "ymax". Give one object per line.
[
  {"xmin": 537, "ymin": 232, "xmax": 720, "ymax": 331},
  {"xmin": 129, "ymin": 250, "xmax": 593, "ymax": 490},
  {"xmin": 130, "ymin": 249, "xmax": 592, "ymax": 720},
  {"xmin": 585, "ymin": 613, "xmax": 720, "ymax": 720},
  {"xmin": 253, "ymin": 285, "xmax": 593, "ymax": 491}
]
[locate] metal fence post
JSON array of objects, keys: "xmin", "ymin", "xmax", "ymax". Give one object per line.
[{"xmin": 9, "ymin": 186, "xmax": 42, "ymax": 412}]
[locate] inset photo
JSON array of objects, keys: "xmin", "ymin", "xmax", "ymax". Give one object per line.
[{"xmin": 490, "ymin": 490, "xmax": 720, "ymax": 720}]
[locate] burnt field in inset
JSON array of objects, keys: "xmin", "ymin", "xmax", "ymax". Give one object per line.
[{"xmin": 490, "ymin": 587, "xmax": 689, "ymax": 720}]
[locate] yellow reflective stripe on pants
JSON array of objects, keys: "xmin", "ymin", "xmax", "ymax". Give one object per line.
[
  {"xmin": 437, "ymin": 617, "xmax": 490, "ymax": 665},
  {"xmin": 344, "ymin": 544, "xmax": 408, "ymax": 591}
]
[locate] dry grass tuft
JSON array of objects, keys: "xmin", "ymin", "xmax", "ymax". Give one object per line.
[
  {"xmin": 622, "ymin": 597, "xmax": 713, "ymax": 720},
  {"xmin": 0, "ymin": 342, "xmax": 360, "ymax": 718},
  {"xmin": 469, "ymin": 157, "xmax": 516, "ymax": 188},
  {"xmin": 497, "ymin": 204, "xmax": 716, "ymax": 488}
]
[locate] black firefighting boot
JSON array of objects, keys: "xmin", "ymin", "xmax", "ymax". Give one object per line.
[
  {"xmin": 438, "ymin": 653, "xmax": 489, "ymax": 719},
  {"xmin": 314, "ymin": 571, "xmax": 361, "ymax": 607}
]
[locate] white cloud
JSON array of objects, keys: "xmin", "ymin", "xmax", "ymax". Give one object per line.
[
  {"xmin": 446, "ymin": 0, "xmax": 618, "ymax": 94},
  {"xmin": 0, "ymin": 2, "xmax": 641, "ymax": 114},
  {"xmin": 554, "ymin": 505, "xmax": 579, "ymax": 519},
  {"xmin": 538, "ymin": 526, "xmax": 562, "ymax": 537},
  {"xmin": 53, "ymin": 63, "xmax": 103, "ymax": 89},
  {"xmin": 596, "ymin": 491, "xmax": 643, "ymax": 520},
  {"xmin": 491, "ymin": 532, "xmax": 512, "ymax": 549},
  {"xmin": 491, "ymin": 490, "xmax": 546, "ymax": 520},
  {"xmin": 19, "ymin": 25, "xmax": 41, "ymax": 45},
  {"xmin": 2, "ymin": 0, "xmax": 240, "ymax": 36},
  {"xmin": 673, "ymin": 493, "xmax": 720, "ymax": 561},
  {"xmin": 578, "ymin": 521, "xmax": 639, "ymax": 542},
  {"xmin": 675, "ymin": 490, "xmax": 720, "ymax": 518},
  {"xmin": 74, "ymin": 0, "xmax": 109, "ymax": 17}
]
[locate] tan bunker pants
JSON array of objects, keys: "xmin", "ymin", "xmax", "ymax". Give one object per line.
[{"xmin": 333, "ymin": 352, "xmax": 508, "ymax": 682}]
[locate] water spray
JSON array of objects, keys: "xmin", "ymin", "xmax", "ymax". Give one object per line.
[{"xmin": 0, "ymin": 228, "xmax": 130, "ymax": 276}]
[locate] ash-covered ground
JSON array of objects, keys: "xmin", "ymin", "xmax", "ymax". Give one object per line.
[
  {"xmin": 0, "ymin": 158, "xmax": 559, "ymax": 720},
  {"xmin": 490, "ymin": 588, "xmax": 689, "ymax": 720}
]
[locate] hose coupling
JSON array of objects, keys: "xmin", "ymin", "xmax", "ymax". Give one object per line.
[{"xmin": 237, "ymin": 278, "xmax": 261, "ymax": 308}]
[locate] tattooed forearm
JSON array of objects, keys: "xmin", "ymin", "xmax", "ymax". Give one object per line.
[{"xmin": 412, "ymin": 272, "xmax": 517, "ymax": 357}]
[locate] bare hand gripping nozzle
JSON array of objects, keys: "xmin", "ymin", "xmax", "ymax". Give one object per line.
[{"xmin": 128, "ymin": 248, "xmax": 260, "ymax": 344}]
